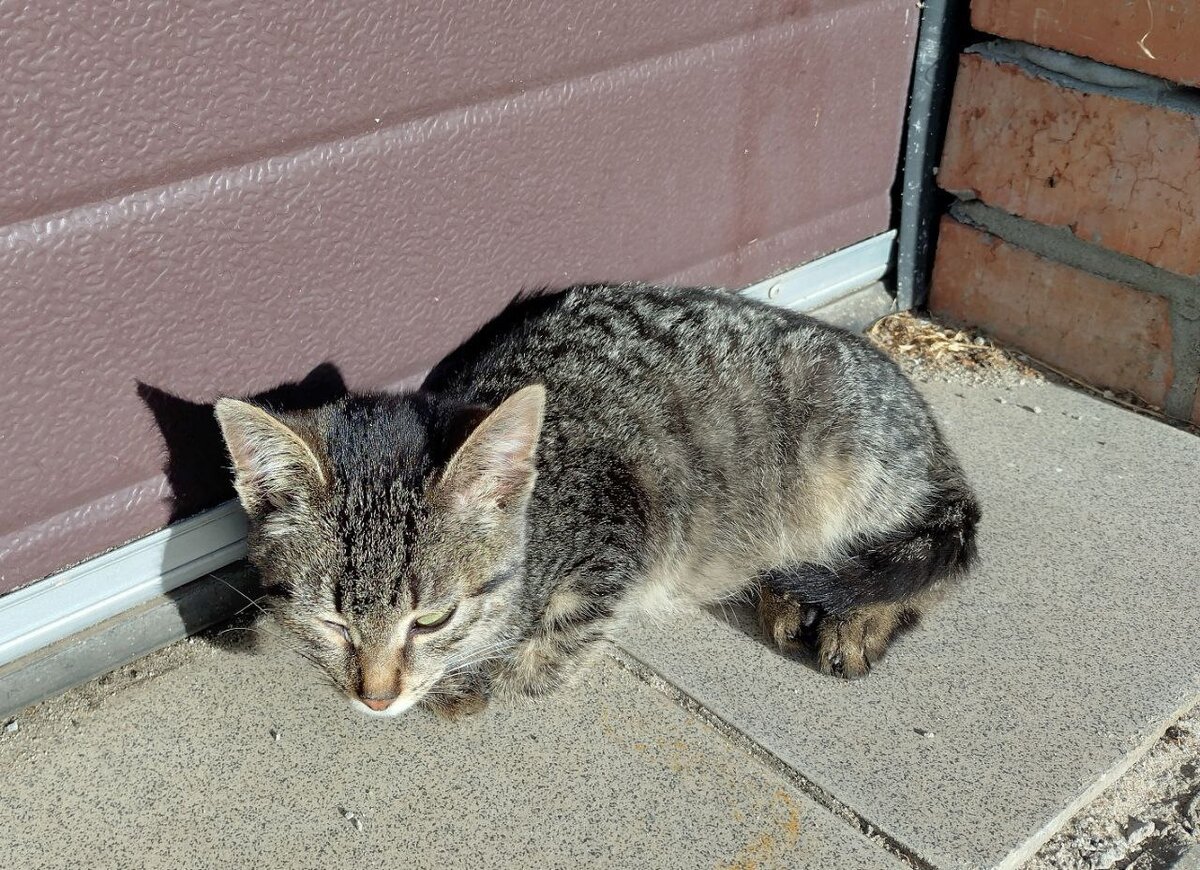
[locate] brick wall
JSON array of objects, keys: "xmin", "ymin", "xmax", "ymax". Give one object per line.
[{"xmin": 928, "ymin": 1, "xmax": 1200, "ymax": 425}]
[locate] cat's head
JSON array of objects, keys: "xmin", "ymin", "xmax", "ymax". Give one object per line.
[{"xmin": 213, "ymin": 385, "xmax": 545, "ymax": 717}]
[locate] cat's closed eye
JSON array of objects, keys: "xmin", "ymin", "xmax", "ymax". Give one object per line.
[{"xmin": 323, "ymin": 620, "xmax": 352, "ymax": 644}]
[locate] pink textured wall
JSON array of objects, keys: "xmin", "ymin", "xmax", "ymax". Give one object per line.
[{"xmin": 0, "ymin": 0, "xmax": 919, "ymax": 593}]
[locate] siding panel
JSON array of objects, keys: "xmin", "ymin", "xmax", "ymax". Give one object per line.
[{"xmin": 0, "ymin": 0, "xmax": 918, "ymax": 591}]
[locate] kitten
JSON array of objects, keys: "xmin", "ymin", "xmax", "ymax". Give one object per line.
[{"xmin": 215, "ymin": 284, "xmax": 979, "ymax": 719}]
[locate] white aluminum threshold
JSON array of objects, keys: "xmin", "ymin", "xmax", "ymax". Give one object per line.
[
  {"xmin": 743, "ymin": 230, "xmax": 895, "ymax": 311},
  {"xmin": 0, "ymin": 231, "xmax": 895, "ymax": 673},
  {"xmin": 0, "ymin": 504, "xmax": 247, "ymax": 668}
]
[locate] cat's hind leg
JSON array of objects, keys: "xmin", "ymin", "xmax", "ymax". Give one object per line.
[{"xmin": 759, "ymin": 479, "xmax": 979, "ymax": 678}]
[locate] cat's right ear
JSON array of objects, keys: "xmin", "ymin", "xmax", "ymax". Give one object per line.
[
  {"xmin": 213, "ymin": 399, "xmax": 326, "ymax": 515},
  {"xmin": 435, "ymin": 385, "xmax": 545, "ymax": 523}
]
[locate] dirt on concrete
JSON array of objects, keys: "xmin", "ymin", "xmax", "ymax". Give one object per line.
[{"xmin": 1025, "ymin": 704, "xmax": 1200, "ymax": 870}]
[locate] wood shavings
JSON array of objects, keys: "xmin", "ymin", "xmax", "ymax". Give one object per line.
[{"xmin": 866, "ymin": 312, "xmax": 1040, "ymax": 378}]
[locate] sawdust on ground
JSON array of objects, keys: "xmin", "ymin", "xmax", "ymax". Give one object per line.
[
  {"xmin": 867, "ymin": 311, "xmax": 1041, "ymax": 381},
  {"xmin": 868, "ymin": 312, "xmax": 1198, "ymax": 436}
]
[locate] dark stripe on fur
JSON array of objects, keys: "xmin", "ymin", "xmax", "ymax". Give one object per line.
[
  {"xmin": 767, "ymin": 483, "xmax": 980, "ymax": 615},
  {"xmin": 468, "ymin": 567, "xmax": 519, "ymax": 599}
]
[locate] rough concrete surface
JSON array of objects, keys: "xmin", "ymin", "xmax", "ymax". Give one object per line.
[
  {"xmin": 0, "ymin": 631, "xmax": 902, "ymax": 870},
  {"xmin": 622, "ymin": 375, "xmax": 1200, "ymax": 869}
]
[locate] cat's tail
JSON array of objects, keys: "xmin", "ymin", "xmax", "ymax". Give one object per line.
[{"xmin": 767, "ymin": 466, "xmax": 980, "ymax": 616}]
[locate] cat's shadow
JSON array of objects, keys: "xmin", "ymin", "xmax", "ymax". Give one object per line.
[
  {"xmin": 702, "ymin": 600, "xmax": 827, "ymax": 675},
  {"xmin": 138, "ymin": 361, "xmax": 351, "ymax": 654}
]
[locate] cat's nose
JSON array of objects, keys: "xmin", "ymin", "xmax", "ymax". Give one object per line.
[{"xmin": 360, "ymin": 694, "xmax": 397, "ymax": 711}]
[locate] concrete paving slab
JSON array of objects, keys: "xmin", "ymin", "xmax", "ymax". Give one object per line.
[
  {"xmin": 0, "ymin": 634, "xmax": 903, "ymax": 870},
  {"xmin": 810, "ymin": 280, "xmax": 896, "ymax": 333},
  {"xmin": 620, "ymin": 377, "xmax": 1200, "ymax": 870}
]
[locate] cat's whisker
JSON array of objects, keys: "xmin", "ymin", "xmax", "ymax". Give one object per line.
[
  {"xmin": 443, "ymin": 641, "xmax": 518, "ymax": 674},
  {"xmin": 447, "ymin": 638, "xmax": 516, "ymax": 662},
  {"xmin": 444, "ymin": 639, "xmax": 515, "ymax": 666},
  {"xmin": 216, "ymin": 625, "xmax": 324, "ymax": 670},
  {"xmin": 217, "ymin": 623, "xmax": 292, "ymax": 648},
  {"xmin": 419, "ymin": 687, "xmax": 464, "ymax": 697},
  {"xmin": 230, "ymin": 599, "xmax": 269, "ymax": 620},
  {"xmin": 442, "ymin": 659, "xmax": 501, "ymax": 678},
  {"xmin": 212, "ymin": 574, "xmax": 271, "ymax": 619}
]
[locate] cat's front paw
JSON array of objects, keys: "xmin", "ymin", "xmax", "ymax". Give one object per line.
[
  {"xmin": 757, "ymin": 588, "xmax": 821, "ymax": 654},
  {"xmin": 816, "ymin": 619, "xmax": 873, "ymax": 680},
  {"xmin": 426, "ymin": 690, "xmax": 490, "ymax": 721}
]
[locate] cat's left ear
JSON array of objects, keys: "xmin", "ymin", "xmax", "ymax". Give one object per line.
[{"xmin": 435, "ymin": 385, "xmax": 545, "ymax": 520}]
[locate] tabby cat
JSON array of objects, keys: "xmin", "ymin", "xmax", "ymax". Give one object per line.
[{"xmin": 215, "ymin": 284, "xmax": 979, "ymax": 719}]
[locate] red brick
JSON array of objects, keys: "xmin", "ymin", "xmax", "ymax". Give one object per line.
[
  {"xmin": 930, "ymin": 217, "xmax": 1174, "ymax": 408},
  {"xmin": 939, "ymin": 54, "xmax": 1200, "ymax": 277},
  {"xmin": 973, "ymin": 0, "xmax": 1200, "ymax": 87}
]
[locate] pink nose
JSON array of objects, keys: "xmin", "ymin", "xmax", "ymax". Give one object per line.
[{"xmin": 361, "ymin": 695, "xmax": 396, "ymax": 712}]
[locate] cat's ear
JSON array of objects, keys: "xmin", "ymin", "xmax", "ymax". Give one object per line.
[
  {"xmin": 436, "ymin": 385, "xmax": 545, "ymax": 519},
  {"xmin": 213, "ymin": 399, "xmax": 326, "ymax": 515}
]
